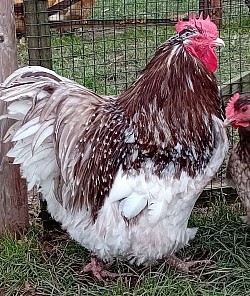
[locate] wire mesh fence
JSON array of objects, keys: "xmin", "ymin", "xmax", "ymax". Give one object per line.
[
  {"xmin": 15, "ymin": 0, "xmax": 250, "ymax": 202},
  {"xmin": 17, "ymin": 0, "xmax": 250, "ymax": 93}
]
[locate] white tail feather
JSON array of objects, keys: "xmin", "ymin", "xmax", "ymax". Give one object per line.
[
  {"xmin": 0, "ymin": 113, "xmax": 25, "ymax": 121},
  {"xmin": 8, "ymin": 100, "xmax": 32, "ymax": 116},
  {"xmin": 7, "ymin": 137, "xmax": 32, "ymax": 157},
  {"xmin": 23, "ymin": 146, "xmax": 53, "ymax": 167},
  {"xmin": 32, "ymin": 120, "xmax": 54, "ymax": 152},
  {"xmin": 3, "ymin": 121, "xmax": 22, "ymax": 142},
  {"xmin": 0, "ymin": 65, "xmax": 99, "ymax": 209},
  {"xmin": 13, "ymin": 148, "xmax": 32, "ymax": 165},
  {"xmin": 12, "ymin": 117, "xmax": 40, "ymax": 141}
]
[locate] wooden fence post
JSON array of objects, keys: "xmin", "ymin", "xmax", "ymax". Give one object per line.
[
  {"xmin": 24, "ymin": 0, "xmax": 56, "ymax": 230},
  {"xmin": 0, "ymin": 0, "xmax": 29, "ymax": 237},
  {"xmin": 24, "ymin": 0, "xmax": 52, "ymax": 69},
  {"xmin": 199, "ymin": 0, "xmax": 223, "ymax": 28}
]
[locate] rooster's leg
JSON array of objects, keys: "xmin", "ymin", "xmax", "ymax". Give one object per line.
[
  {"xmin": 240, "ymin": 206, "xmax": 250, "ymax": 225},
  {"xmin": 165, "ymin": 255, "xmax": 210, "ymax": 273},
  {"xmin": 240, "ymin": 215, "xmax": 250, "ymax": 225},
  {"xmin": 82, "ymin": 256, "xmax": 121, "ymax": 282}
]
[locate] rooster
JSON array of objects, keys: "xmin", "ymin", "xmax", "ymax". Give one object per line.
[
  {"xmin": 225, "ymin": 93, "xmax": 250, "ymax": 224},
  {"xmin": 0, "ymin": 14, "xmax": 227, "ymax": 279}
]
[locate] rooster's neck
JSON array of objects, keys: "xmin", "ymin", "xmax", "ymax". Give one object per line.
[
  {"xmin": 234, "ymin": 128, "xmax": 250, "ymax": 164},
  {"xmin": 114, "ymin": 40, "xmax": 223, "ymax": 177},
  {"xmin": 116, "ymin": 40, "xmax": 222, "ymax": 141},
  {"xmin": 117, "ymin": 40, "xmax": 220, "ymax": 117},
  {"xmin": 238, "ymin": 128, "xmax": 250, "ymax": 150}
]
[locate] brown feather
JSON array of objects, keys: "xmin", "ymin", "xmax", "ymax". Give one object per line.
[{"xmin": 227, "ymin": 127, "xmax": 250, "ymax": 219}]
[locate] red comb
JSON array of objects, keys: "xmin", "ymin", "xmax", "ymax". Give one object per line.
[
  {"xmin": 225, "ymin": 93, "xmax": 240, "ymax": 119},
  {"xmin": 175, "ymin": 13, "xmax": 218, "ymax": 38}
]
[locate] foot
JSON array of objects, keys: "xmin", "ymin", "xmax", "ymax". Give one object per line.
[
  {"xmin": 165, "ymin": 254, "xmax": 210, "ymax": 273},
  {"xmin": 81, "ymin": 257, "xmax": 122, "ymax": 282},
  {"xmin": 240, "ymin": 215, "xmax": 250, "ymax": 225}
]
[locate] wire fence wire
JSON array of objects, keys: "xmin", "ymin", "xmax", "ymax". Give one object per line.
[
  {"xmin": 16, "ymin": 0, "xmax": 250, "ymax": 202},
  {"xmin": 17, "ymin": 0, "xmax": 250, "ymax": 94}
]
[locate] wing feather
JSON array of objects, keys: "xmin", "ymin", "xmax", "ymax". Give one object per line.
[
  {"xmin": 120, "ymin": 194, "xmax": 148, "ymax": 219},
  {"xmin": 148, "ymin": 201, "xmax": 168, "ymax": 224}
]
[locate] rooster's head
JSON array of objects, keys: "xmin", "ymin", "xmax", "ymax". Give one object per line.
[
  {"xmin": 175, "ymin": 13, "xmax": 224, "ymax": 73},
  {"xmin": 224, "ymin": 93, "xmax": 250, "ymax": 129}
]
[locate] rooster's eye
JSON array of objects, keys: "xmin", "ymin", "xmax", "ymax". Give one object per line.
[
  {"xmin": 242, "ymin": 106, "xmax": 248, "ymax": 112},
  {"xmin": 179, "ymin": 28, "xmax": 197, "ymax": 39}
]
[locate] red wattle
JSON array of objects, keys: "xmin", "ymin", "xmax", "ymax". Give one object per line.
[{"xmin": 185, "ymin": 45, "xmax": 218, "ymax": 73}]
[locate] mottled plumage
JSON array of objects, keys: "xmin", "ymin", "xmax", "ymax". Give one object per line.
[
  {"xmin": 225, "ymin": 93, "xmax": 250, "ymax": 223},
  {"xmin": 0, "ymin": 15, "xmax": 227, "ymax": 267}
]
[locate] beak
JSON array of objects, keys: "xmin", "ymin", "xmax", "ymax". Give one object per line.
[
  {"xmin": 213, "ymin": 37, "xmax": 225, "ymax": 47},
  {"xmin": 223, "ymin": 118, "xmax": 234, "ymax": 126}
]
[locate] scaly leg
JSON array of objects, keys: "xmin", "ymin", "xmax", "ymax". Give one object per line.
[
  {"xmin": 81, "ymin": 256, "xmax": 124, "ymax": 282},
  {"xmin": 165, "ymin": 254, "xmax": 210, "ymax": 273}
]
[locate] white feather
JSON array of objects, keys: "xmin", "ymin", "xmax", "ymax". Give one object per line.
[
  {"xmin": 13, "ymin": 148, "xmax": 32, "ymax": 165},
  {"xmin": 40, "ymin": 159, "xmax": 57, "ymax": 180},
  {"xmin": 3, "ymin": 121, "xmax": 22, "ymax": 142},
  {"xmin": 32, "ymin": 121, "xmax": 54, "ymax": 151},
  {"xmin": 7, "ymin": 137, "xmax": 33, "ymax": 158},
  {"xmin": 148, "ymin": 201, "xmax": 168, "ymax": 224},
  {"xmin": 7, "ymin": 146, "xmax": 23, "ymax": 158},
  {"xmin": 8, "ymin": 100, "xmax": 32, "ymax": 115},
  {"xmin": 120, "ymin": 194, "xmax": 148, "ymax": 219},
  {"xmin": 12, "ymin": 117, "xmax": 40, "ymax": 141},
  {"xmin": 108, "ymin": 170, "xmax": 134, "ymax": 203},
  {"xmin": 0, "ymin": 113, "xmax": 25, "ymax": 121},
  {"xmin": 26, "ymin": 168, "xmax": 39, "ymax": 190},
  {"xmin": 2, "ymin": 90, "xmax": 40, "ymax": 102},
  {"xmin": 23, "ymin": 146, "xmax": 53, "ymax": 167}
]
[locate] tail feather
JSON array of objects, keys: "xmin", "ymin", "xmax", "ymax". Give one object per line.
[
  {"xmin": 12, "ymin": 117, "xmax": 40, "ymax": 141},
  {"xmin": 1, "ymin": 66, "xmax": 70, "ymax": 87},
  {"xmin": 3, "ymin": 121, "xmax": 22, "ymax": 142},
  {"xmin": 32, "ymin": 120, "xmax": 54, "ymax": 151},
  {"xmin": 0, "ymin": 65, "xmax": 105, "ymax": 213},
  {"xmin": 8, "ymin": 100, "xmax": 32, "ymax": 116}
]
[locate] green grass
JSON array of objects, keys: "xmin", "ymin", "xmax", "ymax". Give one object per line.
[
  {"xmin": 1, "ymin": 201, "xmax": 250, "ymax": 295},
  {"xmin": 50, "ymin": 25, "xmax": 176, "ymax": 94},
  {"xmin": 218, "ymin": 12, "xmax": 250, "ymax": 87},
  {"xmin": 92, "ymin": 0, "xmax": 199, "ymax": 20}
]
